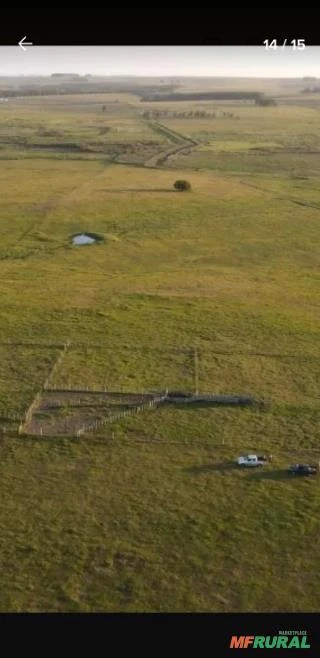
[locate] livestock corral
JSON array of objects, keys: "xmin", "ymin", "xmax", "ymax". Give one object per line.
[{"xmin": 19, "ymin": 387, "xmax": 264, "ymax": 437}]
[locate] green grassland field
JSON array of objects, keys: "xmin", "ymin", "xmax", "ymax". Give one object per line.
[{"xmin": 0, "ymin": 79, "xmax": 319, "ymax": 611}]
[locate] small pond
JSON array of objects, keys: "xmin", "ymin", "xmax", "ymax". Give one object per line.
[{"xmin": 72, "ymin": 233, "xmax": 103, "ymax": 245}]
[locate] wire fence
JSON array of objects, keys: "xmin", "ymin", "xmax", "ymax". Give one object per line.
[
  {"xmin": 101, "ymin": 435, "xmax": 320, "ymax": 455},
  {"xmin": 0, "ymin": 412, "xmax": 24, "ymax": 422},
  {"xmin": 1, "ymin": 341, "xmax": 319, "ymax": 360},
  {"xmin": 75, "ymin": 390, "xmax": 168, "ymax": 438},
  {"xmin": 19, "ymin": 342, "xmax": 71, "ymax": 434},
  {"xmin": 44, "ymin": 387, "xmax": 155, "ymax": 397},
  {"xmin": 17, "ymin": 388, "xmax": 270, "ymax": 438},
  {"xmin": 43, "ymin": 342, "xmax": 71, "ymax": 390},
  {"xmin": 0, "ymin": 411, "xmax": 24, "ymax": 436}
]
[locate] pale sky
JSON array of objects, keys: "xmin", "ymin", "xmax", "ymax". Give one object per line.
[{"xmin": 0, "ymin": 46, "xmax": 319, "ymax": 77}]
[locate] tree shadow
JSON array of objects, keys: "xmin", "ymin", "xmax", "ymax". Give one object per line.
[{"xmin": 99, "ymin": 188, "xmax": 175, "ymax": 193}]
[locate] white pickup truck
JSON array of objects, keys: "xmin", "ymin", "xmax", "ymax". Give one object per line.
[{"xmin": 237, "ymin": 454, "xmax": 266, "ymax": 467}]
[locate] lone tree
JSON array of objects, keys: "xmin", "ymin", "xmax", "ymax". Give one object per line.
[{"xmin": 174, "ymin": 179, "xmax": 191, "ymax": 192}]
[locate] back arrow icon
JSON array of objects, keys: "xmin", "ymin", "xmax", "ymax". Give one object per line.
[{"xmin": 19, "ymin": 36, "xmax": 33, "ymax": 51}]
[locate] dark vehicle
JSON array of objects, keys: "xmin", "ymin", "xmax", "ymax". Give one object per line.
[{"xmin": 288, "ymin": 464, "xmax": 318, "ymax": 476}]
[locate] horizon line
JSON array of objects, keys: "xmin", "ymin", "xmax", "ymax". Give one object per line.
[{"xmin": 0, "ymin": 74, "xmax": 319, "ymax": 79}]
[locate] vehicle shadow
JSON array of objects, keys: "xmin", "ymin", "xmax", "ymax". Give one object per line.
[
  {"xmin": 184, "ymin": 462, "xmax": 238, "ymax": 475},
  {"xmin": 247, "ymin": 469, "xmax": 296, "ymax": 481}
]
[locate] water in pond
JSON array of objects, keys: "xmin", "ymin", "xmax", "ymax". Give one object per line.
[{"xmin": 72, "ymin": 233, "xmax": 96, "ymax": 245}]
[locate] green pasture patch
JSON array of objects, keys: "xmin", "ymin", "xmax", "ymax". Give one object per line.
[{"xmin": 0, "ymin": 93, "xmax": 319, "ymax": 612}]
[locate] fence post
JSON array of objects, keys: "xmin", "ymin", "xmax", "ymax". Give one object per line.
[{"xmin": 194, "ymin": 347, "xmax": 199, "ymax": 395}]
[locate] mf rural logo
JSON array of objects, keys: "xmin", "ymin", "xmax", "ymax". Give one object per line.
[{"xmin": 229, "ymin": 631, "xmax": 311, "ymax": 649}]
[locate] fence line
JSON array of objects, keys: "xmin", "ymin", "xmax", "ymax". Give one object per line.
[
  {"xmin": 193, "ymin": 347, "xmax": 199, "ymax": 395},
  {"xmin": 0, "ymin": 342, "xmax": 67, "ymax": 349},
  {"xmin": 43, "ymin": 341, "xmax": 71, "ymax": 391},
  {"xmin": 0, "ymin": 412, "xmax": 24, "ymax": 422},
  {"xmin": 1, "ymin": 341, "xmax": 318, "ymax": 360},
  {"xmin": 0, "ymin": 411, "xmax": 24, "ymax": 436},
  {"xmin": 44, "ymin": 387, "xmax": 154, "ymax": 398},
  {"xmin": 104, "ymin": 436, "xmax": 320, "ymax": 452},
  {"xmin": 18, "ymin": 391, "xmax": 43, "ymax": 434},
  {"xmin": 18, "ymin": 388, "xmax": 268, "ymax": 438},
  {"xmin": 19, "ymin": 342, "xmax": 71, "ymax": 434},
  {"xmin": 76, "ymin": 390, "xmax": 168, "ymax": 437}
]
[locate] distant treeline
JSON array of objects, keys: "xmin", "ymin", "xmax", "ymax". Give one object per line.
[
  {"xmin": 302, "ymin": 86, "xmax": 320, "ymax": 93},
  {"xmin": 0, "ymin": 84, "xmax": 179, "ymax": 98},
  {"xmin": 142, "ymin": 110, "xmax": 238, "ymax": 119},
  {"xmin": 51, "ymin": 73, "xmax": 88, "ymax": 78},
  {"xmin": 141, "ymin": 91, "xmax": 276, "ymax": 105}
]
